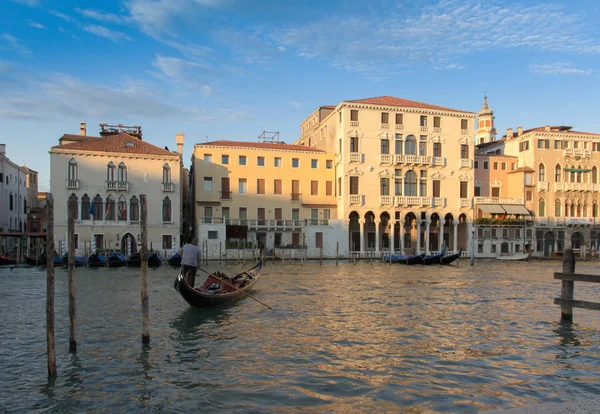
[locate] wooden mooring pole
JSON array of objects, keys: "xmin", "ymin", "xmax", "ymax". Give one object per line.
[
  {"xmin": 45, "ymin": 193, "xmax": 57, "ymax": 378},
  {"xmin": 554, "ymin": 248, "xmax": 600, "ymax": 320},
  {"xmin": 140, "ymin": 195, "xmax": 150, "ymax": 345},
  {"xmin": 67, "ymin": 199, "xmax": 77, "ymax": 353}
]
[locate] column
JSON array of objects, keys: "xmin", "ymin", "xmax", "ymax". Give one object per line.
[
  {"xmin": 425, "ymin": 219, "xmax": 431, "ymax": 255},
  {"xmin": 416, "ymin": 219, "xmax": 422, "ymax": 254},
  {"xmin": 467, "ymin": 221, "xmax": 473, "ymax": 258},
  {"xmin": 359, "ymin": 219, "xmax": 365, "ymax": 253},
  {"xmin": 77, "ymin": 199, "xmax": 82, "ymax": 224},
  {"xmin": 439, "ymin": 220, "xmax": 444, "ymax": 252},
  {"xmin": 400, "ymin": 221, "xmax": 405, "ymax": 255},
  {"xmin": 103, "ymin": 201, "xmax": 107, "ymax": 224},
  {"xmin": 453, "ymin": 219, "xmax": 459, "ymax": 252},
  {"xmin": 127, "ymin": 199, "xmax": 131, "ymax": 224},
  {"xmin": 390, "ymin": 220, "xmax": 395, "ymax": 254},
  {"xmin": 375, "ymin": 219, "xmax": 380, "ymax": 253}
]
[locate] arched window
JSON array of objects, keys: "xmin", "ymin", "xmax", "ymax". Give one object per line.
[
  {"xmin": 576, "ymin": 203, "xmax": 581, "ymax": 217},
  {"xmin": 593, "ymin": 166, "xmax": 598, "ymax": 184},
  {"xmin": 118, "ymin": 162, "xmax": 127, "ymax": 182},
  {"xmin": 107, "ymin": 162, "xmax": 116, "ymax": 182},
  {"xmin": 105, "ymin": 195, "xmax": 115, "ymax": 221},
  {"xmin": 163, "ymin": 163, "xmax": 171, "ymax": 183},
  {"xmin": 130, "ymin": 196, "xmax": 139, "ymax": 222},
  {"xmin": 162, "ymin": 197, "xmax": 172, "ymax": 222},
  {"xmin": 92, "ymin": 194, "xmax": 103, "ymax": 220},
  {"xmin": 404, "ymin": 135, "xmax": 417, "ymax": 155},
  {"xmin": 118, "ymin": 195, "xmax": 127, "ymax": 221},
  {"xmin": 69, "ymin": 193, "xmax": 78, "ymax": 220},
  {"xmin": 583, "ymin": 204, "xmax": 588, "ymax": 217},
  {"xmin": 555, "ymin": 199, "xmax": 561, "ymax": 217},
  {"xmin": 576, "ymin": 165, "xmax": 582, "ymax": 183},
  {"xmin": 538, "ymin": 163, "xmax": 545, "ymax": 182},
  {"xmin": 570, "ymin": 165, "xmax": 575, "ymax": 183},
  {"xmin": 570, "ymin": 203, "xmax": 575, "ymax": 217},
  {"xmin": 81, "ymin": 194, "xmax": 90, "ymax": 220},
  {"xmin": 593, "ymin": 202, "xmax": 598, "ymax": 218},
  {"xmin": 68, "ymin": 158, "xmax": 78, "ymax": 180},
  {"xmin": 539, "ymin": 199, "xmax": 545, "ymax": 217},
  {"xmin": 555, "ymin": 164, "xmax": 561, "ymax": 182},
  {"xmin": 404, "ymin": 170, "xmax": 417, "ymax": 196}
]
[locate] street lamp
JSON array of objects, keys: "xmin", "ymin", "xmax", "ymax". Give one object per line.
[{"xmin": 471, "ymin": 225, "xmax": 476, "ymax": 266}]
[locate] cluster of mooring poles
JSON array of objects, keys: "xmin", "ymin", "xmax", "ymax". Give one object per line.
[{"xmin": 45, "ymin": 194, "xmax": 151, "ymax": 378}]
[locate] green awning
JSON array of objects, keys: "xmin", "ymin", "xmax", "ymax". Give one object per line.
[{"xmin": 564, "ymin": 168, "xmax": 591, "ymax": 173}]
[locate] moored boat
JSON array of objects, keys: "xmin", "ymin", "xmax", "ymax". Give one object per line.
[
  {"xmin": 60, "ymin": 253, "xmax": 86, "ymax": 267},
  {"xmin": 167, "ymin": 252, "xmax": 181, "ymax": 267},
  {"xmin": 440, "ymin": 249, "xmax": 462, "ymax": 265},
  {"xmin": 127, "ymin": 252, "xmax": 141, "ymax": 267},
  {"xmin": 497, "ymin": 252, "xmax": 530, "ymax": 261},
  {"xmin": 421, "ymin": 248, "xmax": 447, "ymax": 265},
  {"xmin": 0, "ymin": 254, "xmax": 17, "ymax": 266},
  {"xmin": 384, "ymin": 253, "xmax": 425, "ymax": 265},
  {"xmin": 148, "ymin": 252, "xmax": 163, "ymax": 267},
  {"xmin": 174, "ymin": 259, "xmax": 263, "ymax": 307},
  {"xmin": 107, "ymin": 253, "xmax": 126, "ymax": 267},
  {"xmin": 87, "ymin": 253, "xmax": 106, "ymax": 267}
]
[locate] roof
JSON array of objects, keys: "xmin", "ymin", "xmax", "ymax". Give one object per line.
[
  {"xmin": 197, "ymin": 140, "xmax": 326, "ymax": 153},
  {"xmin": 52, "ymin": 134, "xmax": 178, "ymax": 157},
  {"xmin": 503, "ymin": 126, "xmax": 600, "ymax": 140},
  {"xmin": 345, "ymin": 95, "xmax": 475, "ymax": 114},
  {"xmin": 508, "ymin": 167, "xmax": 535, "ymax": 174},
  {"xmin": 475, "ymin": 154, "xmax": 518, "ymax": 159}
]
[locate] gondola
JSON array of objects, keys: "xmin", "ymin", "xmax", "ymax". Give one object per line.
[
  {"xmin": 384, "ymin": 253, "xmax": 425, "ymax": 265},
  {"xmin": 127, "ymin": 252, "xmax": 141, "ymax": 267},
  {"xmin": 148, "ymin": 252, "xmax": 163, "ymax": 267},
  {"xmin": 421, "ymin": 248, "xmax": 447, "ymax": 265},
  {"xmin": 167, "ymin": 252, "xmax": 182, "ymax": 267},
  {"xmin": 87, "ymin": 253, "xmax": 106, "ymax": 267},
  {"xmin": 107, "ymin": 253, "xmax": 126, "ymax": 267},
  {"xmin": 60, "ymin": 253, "xmax": 86, "ymax": 267},
  {"xmin": 174, "ymin": 259, "xmax": 264, "ymax": 308},
  {"xmin": 0, "ymin": 254, "xmax": 17, "ymax": 266},
  {"xmin": 440, "ymin": 249, "xmax": 462, "ymax": 265}
]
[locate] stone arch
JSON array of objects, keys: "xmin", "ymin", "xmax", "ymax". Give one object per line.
[
  {"xmin": 379, "ymin": 211, "xmax": 391, "ymax": 250},
  {"xmin": 571, "ymin": 231, "xmax": 584, "ymax": 249},
  {"xmin": 348, "ymin": 211, "xmax": 360, "ymax": 252},
  {"xmin": 543, "ymin": 231, "xmax": 555, "ymax": 257}
]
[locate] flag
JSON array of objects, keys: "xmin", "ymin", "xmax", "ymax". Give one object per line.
[
  {"xmin": 121, "ymin": 207, "xmax": 127, "ymax": 220},
  {"xmin": 105, "ymin": 202, "xmax": 112, "ymax": 219},
  {"xmin": 499, "ymin": 212, "xmax": 507, "ymax": 221}
]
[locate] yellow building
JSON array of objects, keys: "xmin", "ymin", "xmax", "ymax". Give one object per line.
[
  {"xmin": 296, "ymin": 95, "xmax": 477, "ymax": 255},
  {"xmin": 190, "ymin": 137, "xmax": 341, "ymax": 256}
]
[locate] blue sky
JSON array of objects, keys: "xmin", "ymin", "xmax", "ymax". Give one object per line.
[{"xmin": 2, "ymin": 0, "xmax": 600, "ymax": 190}]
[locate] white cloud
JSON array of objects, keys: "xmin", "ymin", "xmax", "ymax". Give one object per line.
[
  {"xmin": 1, "ymin": 34, "xmax": 30, "ymax": 55},
  {"xmin": 76, "ymin": 8, "xmax": 127, "ymax": 24},
  {"xmin": 82, "ymin": 25, "xmax": 132, "ymax": 42},
  {"xmin": 28, "ymin": 21, "xmax": 45, "ymax": 29},
  {"xmin": 152, "ymin": 55, "xmax": 215, "ymax": 94},
  {"xmin": 10, "ymin": 0, "xmax": 39, "ymax": 6},
  {"xmin": 49, "ymin": 10, "xmax": 76, "ymax": 22},
  {"xmin": 528, "ymin": 63, "xmax": 593, "ymax": 75}
]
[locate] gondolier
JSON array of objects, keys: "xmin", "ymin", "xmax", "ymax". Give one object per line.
[{"xmin": 179, "ymin": 238, "xmax": 202, "ymax": 287}]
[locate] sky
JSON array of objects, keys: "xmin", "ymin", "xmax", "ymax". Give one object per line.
[{"xmin": 2, "ymin": 0, "xmax": 600, "ymax": 191}]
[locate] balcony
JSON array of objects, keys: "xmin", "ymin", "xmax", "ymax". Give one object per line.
[
  {"xmin": 474, "ymin": 197, "xmax": 524, "ymax": 205},
  {"xmin": 349, "ymin": 195, "xmax": 363, "ymax": 205},
  {"xmin": 66, "ymin": 179, "xmax": 79, "ymax": 190},
  {"xmin": 432, "ymin": 157, "xmax": 445, "ymax": 167},
  {"xmin": 290, "ymin": 193, "xmax": 302, "ymax": 202},
  {"xmin": 554, "ymin": 182, "xmax": 597, "ymax": 192},
  {"xmin": 460, "ymin": 198, "xmax": 473, "ymax": 208},
  {"xmin": 349, "ymin": 153, "xmax": 363, "ymax": 163},
  {"xmin": 162, "ymin": 182, "xmax": 174, "ymax": 192},
  {"xmin": 224, "ymin": 219, "xmax": 306, "ymax": 229},
  {"xmin": 395, "ymin": 124, "xmax": 404, "ymax": 131},
  {"xmin": 537, "ymin": 217, "xmax": 596, "ymax": 227},
  {"xmin": 220, "ymin": 191, "xmax": 232, "ymax": 200},
  {"xmin": 459, "ymin": 159, "xmax": 473, "ymax": 168},
  {"xmin": 433, "ymin": 127, "xmax": 441, "ymax": 133},
  {"xmin": 537, "ymin": 181, "xmax": 549, "ymax": 192},
  {"xmin": 379, "ymin": 154, "xmax": 394, "ymax": 164},
  {"xmin": 394, "ymin": 154, "xmax": 432, "ymax": 165},
  {"xmin": 420, "ymin": 126, "xmax": 428, "ymax": 133},
  {"xmin": 350, "ymin": 121, "xmax": 360, "ymax": 127},
  {"xmin": 105, "ymin": 180, "xmax": 128, "ymax": 191},
  {"xmin": 461, "ymin": 129, "xmax": 469, "ymax": 135},
  {"xmin": 396, "ymin": 196, "xmax": 431, "ymax": 207},
  {"xmin": 564, "ymin": 148, "xmax": 592, "ymax": 159},
  {"xmin": 380, "ymin": 196, "xmax": 394, "ymax": 206},
  {"xmin": 381, "ymin": 123, "xmax": 389, "ymax": 130},
  {"xmin": 201, "ymin": 216, "xmax": 225, "ymax": 224},
  {"xmin": 432, "ymin": 197, "xmax": 446, "ymax": 208}
]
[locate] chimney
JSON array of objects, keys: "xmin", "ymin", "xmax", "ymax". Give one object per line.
[
  {"xmin": 506, "ymin": 128, "xmax": 513, "ymax": 138},
  {"xmin": 545, "ymin": 125, "xmax": 551, "ymax": 131},
  {"xmin": 0, "ymin": 143, "xmax": 5, "ymax": 156},
  {"xmin": 517, "ymin": 126, "xmax": 523, "ymax": 136},
  {"xmin": 176, "ymin": 133, "xmax": 185, "ymax": 156},
  {"xmin": 80, "ymin": 122, "xmax": 87, "ymax": 136}
]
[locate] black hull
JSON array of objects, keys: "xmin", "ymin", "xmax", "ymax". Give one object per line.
[
  {"xmin": 441, "ymin": 249, "xmax": 462, "ymax": 265},
  {"xmin": 0, "ymin": 256, "xmax": 17, "ymax": 266},
  {"xmin": 386, "ymin": 253, "xmax": 425, "ymax": 265},
  {"xmin": 174, "ymin": 260, "xmax": 263, "ymax": 308},
  {"xmin": 421, "ymin": 253, "xmax": 445, "ymax": 265},
  {"xmin": 108, "ymin": 259, "xmax": 126, "ymax": 267},
  {"xmin": 167, "ymin": 255, "xmax": 182, "ymax": 267},
  {"xmin": 148, "ymin": 254, "xmax": 162, "ymax": 267}
]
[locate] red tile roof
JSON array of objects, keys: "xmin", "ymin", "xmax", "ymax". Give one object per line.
[
  {"xmin": 345, "ymin": 95, "xmax": 474, "ymax": 114},
  {"xmin": 52, "ymin": 134, "xmax": 178, "ymax": 157},
  {"xmin": 508, "ymin": 167, "xmax": 535, "ymax": 174},
  {"xmin": 198, "ymin": 140, "xmax": 325, "ymax": 152}
]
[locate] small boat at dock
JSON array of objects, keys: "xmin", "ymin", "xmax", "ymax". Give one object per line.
[{"xmin": 497, "ymin": 252, "xmax": 530, "ymax": 261}]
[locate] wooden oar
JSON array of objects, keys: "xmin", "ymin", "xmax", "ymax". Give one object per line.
[{"xmin": 197, "ymin": 267, "xmax": 272, "ymax": 310}]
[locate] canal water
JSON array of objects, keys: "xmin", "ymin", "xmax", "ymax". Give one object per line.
[{"xmin": 0, "ymin": 259, "xmax": 599, "ymax": 413}]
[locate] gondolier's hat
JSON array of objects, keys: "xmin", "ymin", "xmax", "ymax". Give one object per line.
[{"xmin": 191, "ymin": 238, "xmax": 198, "ymax": 245}]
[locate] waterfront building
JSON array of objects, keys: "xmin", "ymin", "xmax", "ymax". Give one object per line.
[
  {"xmin": 476, "ymin": 119, "xmax": 600, "ymax": 257},
  {"xmin": 0, "ymin": 144, "xmax": 28, "ymax": 252},
  {"xmin": 190, "ymin": 134, "xmax": 343, "ymax": 257},
  {"xmin": 295, "ymin": 96, "xmax": 477, "ymax": 255},
  {"xmin": 49, "ymin": 123, "xmax": 184, "ymax": 257}
]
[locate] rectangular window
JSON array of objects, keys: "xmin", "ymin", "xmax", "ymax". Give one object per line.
[
  {"xmin": 491, "ymin": 244, "xmax": 496, "ymax": 253},
  {"xmin": 239, "ymin": 207, "xmax": 247, "ymax": 224},
  {"xmin": 292, "ymin": 180, "xmax": 300, "ymax": 200},
  {"xmin": 257, "ymin": 178, "xmax": 265, "ymax": 194},
  {"xmin": 478, "ymin": 244, "xmax": 483, "ymax": 253},
  {"xmin": 395, "ymin": 134, "xmax": 403, "ymax": 154},
  {"xmin": 554, "ymin": 140, "xmax": 562, "ymax": 150},
  {"xmin": 292, "ymin": 232, "xmax": 300, "ymax": 246},
  {"xmin": 316, "ymin": 232, "xmax": 323, "ymax": 249},
  {"xmin": 526, "ymin": 190, "xmax": 532, "ymax": 201},
  {"xmin": 381, "ymin": 139, "xmax": 389, "ymax": 154},
  {"xmin": 474, "ymin": 186, "xmax": 481, "ymax": 196},
  {"xmin": 239, "ymin": 155, "xmax": 247, "ymax": 165},
  {"xmin": 474, "ymin": 160, "xmax": 479, "ymax": 169},
  {"xmin": 381, "ymin": 112, "xmax": 389, "ymax": 124},
  {"xmin": 350, "ymin": 110, "xmax": 358, "ymax": 121},
  {"xmin": 396, "ymin": 113, "xmax": 403, "ymax": 125},
  {"xmin": 162, "ymin": 234, "xmax": 173, "ymax": 249},
  {"xmin": 420, "ymin": 115, "xmax": 427, "ymax": 127},
  {"xmin": 483, "ymin": 161, "xmax": 489, "ymax": 170},
  {"xmin": 274, "ymin": 233, "xmax": 282, "ymax": 247},
  {"xmin": 492, "ymin": 187, "xmax": 500, "ymax": 197},
  {"xmin": 433, "ymin": 143, "xmax": 442, "ymax": 157},
  {"xmin": 222, "ymin": 207, "xmax": 230, "ymax": 219},
  {"xmin": 257, "ymin": 207, "xmax": 265, "ymax": 225},
  {"xmin": 203, "ymin": 177, "xmax": 213, "ymax": 192},
  {"xmin": 350, "ymin": 136, "xmax": 359, "ymax": 153},
  {"xmin": 493, "ymin": 162, "xmax": 498, "ymax": 170},
  {"xmin": 338, "ymin": 177, "xmax": 342, "ymax": 196},
  {"xmin": 204, "ymin": 154, "xmax": 212, "ymax": 164},
  {"xmin": 349, "ymin": 176, "xmax": 359, "ymax": 194},
  {"xmin": 433, "ymin": 116, "xmax": 441, "ymax": 128},
  {"xmin": 274, "ymin": 208, "xmax": 283, "ymax": 225},
  {"xmin": 292, "ymin": 208, "xmax": 300, "ymax": 221},
  {"xmin": 460, "ymin": 181, "xmax": 468, "ymax": 198},
  {"xmin": 221, "ymin": 177, "xmax": 230, "ymax": 199},
  {"xmin": 460, "ymin": 144, "xmax": 469, "ymax": 159},
  {"xmin": 326, "ymin": 181, "xmax": 333, "ymax": 196},
  {"xmin": 394, "ymin": 169, "xmax": 402, "ymax": 196},
  {"xmin": 203, "ymin": 206, "xmax": 212, "ymax": 223},
  {"xmin": 274, "ymin": 179, "xmax": 282, "ymax": 195},
  {"xmin": 432, "ymin": 180, "xmax": 440, "ymax": 197},
  {"xmin": 326, "ymin": 160, "xmax": 333, "ymax": 169},
  {"xmin": 501, "ymin": 162, "xmax": 506, "ymax": 170},
  {"xmin": 511, "ymin": 162, "xmax": 516, "ymax": 170},
  {"xmin": 311, "ymin": 180, "xmax": 318, "ymax": 195},
  {"xmin": 238, "ymin": 178, "xmax": 247, "ymax": 194},
  {"xmin": 311, "ymin": 159, "xmax": 318, "ymax": 168},
  {"xmin": 257, "ymin": 156, "xmax": 265, "ymax": 166},
  {"xmin": 419, "ymin": 170, "xmax": 427, "ymax": 197},
  {"xmin": 221, "ymin": 154, "xmax": 229, "ymax": 164},
  {"xmin": 519, "ymin": 141, "xmax": 530, "ymax": 152},
  {"xmin": 292, "ymin": 158, "xmax": 299, "ymax": 168},
  {"xmin": 419, "ymin": 136, "xmax": 427, "ymax": 156},
  {"xmin": 461, "ymin": 119, "xmax": 469, "ymax": 130},
  {"xmin": 380, "ymin": 178, "xmax": 390, "ymax": 196},
  {"xmin": 208, "ymin": 231, "xmax": 218, "ymax": 240},
  {"xmin": 274, "ymin": 157, "xmax": 282, "ymax": 167},
  {"xmin": 94, "ymin": 234, "xmax": 104, "ymax": 250}
]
